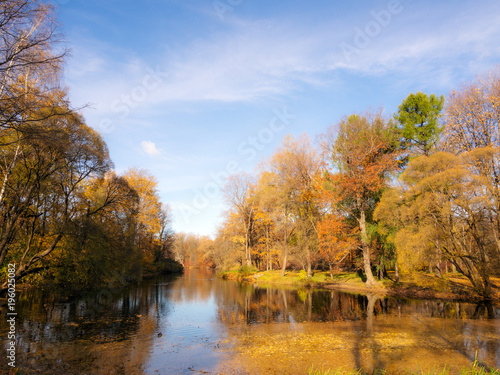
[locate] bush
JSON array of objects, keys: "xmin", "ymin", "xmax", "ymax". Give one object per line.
[
  {"xmin": 298, "ymin": 269, "xmax": 308, "ymax": 281},
  {"xmin": 238, "ymin": 265, "xmax": 257, "ymax": 275},
  {"xmin": 156, "ymin": 259, "xmax": 184, "ymax": 274}
]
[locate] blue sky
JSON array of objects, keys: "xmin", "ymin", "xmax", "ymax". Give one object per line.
[{"xmin": 55, "ymin": 0, "xmax": 500, "ymax": 237}]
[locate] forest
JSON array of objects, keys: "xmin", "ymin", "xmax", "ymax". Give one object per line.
[
  {"xmin": 175, "ymin": 70, "xmax": 500, "ymax": 300},
  {"xmin": 2, "ymin": 0, "xmax": 500, "ymax": 302},
  {"xmin": 0, "ymin": 0, "xmax": 180, "ymax": 293}
]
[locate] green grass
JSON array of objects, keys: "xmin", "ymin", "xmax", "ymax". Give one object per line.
[
  {"xmin": 217, "ymin": 269, "xmax": 369, "ymax": 289},
  {"xmin": 254, "ymin": 269, "xmax": 366, "ymax": 288}
]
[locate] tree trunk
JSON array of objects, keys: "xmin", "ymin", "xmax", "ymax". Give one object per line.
[
  {"xmin": 480, "ymin": 271, "xmax": 492, "ymax": 300},
  {"xmin": 266, "ymin": 226, "xmax": 270, "ymax": 271},
  {"xmin": 435, "ymin": 263, "xmax": 442, "ymax": 278},
  {"xmin": 245, "ymin": 233, "xmax": 251, "ymax": 266},
  {"xmin": 378, "ymin": 257, "xmax": 385, "ymax": 280},
  {"xmin": 280, "ymin": 246, "xmax": 288, "ymax": 277},
  {"xmin": 395, "ymin": 259, "xmax": 400, "ymax": 283},
  {"xmin": 0, "ymin": 142, "xmax": 20, "ymax": 206},
  {"xmin": 329, "ymin": 264, "xmax": 334, "ymax": 280},
  {"xmin": 306, "ymin": 247, "xmax": 311, "ymax": 279},
  {"xmin": 359, "ymin": 209, "xmax": 376, "ymax": 285}
]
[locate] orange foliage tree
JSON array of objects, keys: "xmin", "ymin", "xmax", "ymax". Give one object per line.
[
  {"xmin": 316, "ymin": 213, "xmax": 358, "ymax": 279},
  {"xmin": 321, "ymin": 111, "xmax": 399, "ymax": 285}
]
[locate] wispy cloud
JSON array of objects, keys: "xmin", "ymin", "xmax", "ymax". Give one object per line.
[
  {"xmin": 67, "ymin": 3, "xmax": 500, "ymax": 118},
  {"xmin": 140, "ymin": 141, "xmax": 162, "ymax": 157}
]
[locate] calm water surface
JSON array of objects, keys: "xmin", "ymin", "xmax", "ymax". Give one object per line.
[{"xmin": 1, "ymin": 268, "xmax": 499, "ymax": 374}]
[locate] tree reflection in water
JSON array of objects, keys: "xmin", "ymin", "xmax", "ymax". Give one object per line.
[{"xmin": 1, "ymin": 269, "xmax": 499, "ymax": 374}]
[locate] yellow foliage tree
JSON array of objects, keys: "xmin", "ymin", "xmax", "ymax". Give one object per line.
[{"xmin": 123, "ymin": 168, "xmax": 162, "ymax": 267}]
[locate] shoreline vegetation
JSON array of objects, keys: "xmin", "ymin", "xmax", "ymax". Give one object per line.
[{"xmin": 217, "ymin": 268, "xmax": 500, "ymax": 306}]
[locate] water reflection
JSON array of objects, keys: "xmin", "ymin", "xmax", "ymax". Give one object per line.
[
  {"xmin": 1, "ymin": 269, "xmax": 499, "ymax": 374},
  {"xmin": 216, "ymin": 282, "xmax": 498, "ymax": 325},
  {"xmin": 217, "ymin": 286, "xmax": 500, "ymax": 374}
]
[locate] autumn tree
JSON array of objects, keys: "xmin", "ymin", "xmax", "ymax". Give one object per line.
[
  {"xmin": 48, "ymin": 172, "xmax": 141, "ymax": 288},
  {"xmin": 375, "ymin": 150, "xmax": 500, "ymax": 299},
  {"xmin": 443, "ymin": 68, "xmax": 500, "ymax": 152},
  {"xmin": 321, "ymin": 111, "xmax": 399, "ymax": 285},
  {"xmin": 212, "ymin": 218, "xmax": 244, "ymax": 270},
  {"xmin": 173, "ymin": 233, "xmax": 214, "ymax": 268},
  {"xmin": 222, "ymin": 172, "xmax": 257, "ymax": 267},
  {"xmin": 316, "ymin": 213, "xmax": 358, "ymax": 279},
  {"xmin": 263, "ymin": 134, "xmax": 321, "ymax": 277},
  {"xmin": 0, "ymin": 0, "xmax": 68, "ymax": 205},
  {"xmin": 0, "ymin": 109, "xmax": 112, "ymax": 289},
  {"xmin": 123, "ymin": 168, "xmax": 164, "ymax": 269},
  {"xmin": 158, "ymin": 203, "xmax": 175, "ymax": 261},
  {"xmin": 0, "ymin": 0, "xmax": 67, "ymax": 128},
  {"xmin": 252, "ymin": 203, "xmax": 279, "ymax": 271}
]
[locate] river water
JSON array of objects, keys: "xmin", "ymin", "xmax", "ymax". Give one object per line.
[{"xmin": 1, "ymin": 268, "xmax": 499, "ymax": 374}]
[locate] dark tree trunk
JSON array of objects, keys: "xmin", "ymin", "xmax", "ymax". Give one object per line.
[{"xmin": 359, "ymin": 209, "xmax": 376, "ymax": 285}]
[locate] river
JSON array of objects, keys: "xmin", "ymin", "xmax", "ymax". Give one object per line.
[{"xmin": 1, "ymin": 268, "xmax": 499, "ymax": 374}]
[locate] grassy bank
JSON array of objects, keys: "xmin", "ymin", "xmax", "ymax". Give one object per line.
[{"xmin": 217, "ymin": 268, "xmax": 500, "ymax": 304}]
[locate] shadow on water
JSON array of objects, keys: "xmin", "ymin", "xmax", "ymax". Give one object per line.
[{"xmin": 1, "ymin": 269, "xmax": 499, "ymax": 374}]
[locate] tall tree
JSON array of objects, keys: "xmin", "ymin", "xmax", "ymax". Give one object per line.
[
  {"xmin": 123, "ymin": 168, "xmax": 162, "ymax": 267},
  {"xmin": 222, "ymin": 172, "xmax": 257, "ymax": 267},
  {"xmin": 264, "ymin": 134, "xmax": 321, "ymax": 277},
  {"xmin": 0, "ymin": 0, "xmax": 68, "ymax": 205},
  {"xmin": 322, "ymin": 111, "xmax": 399, "ymax": 285}
]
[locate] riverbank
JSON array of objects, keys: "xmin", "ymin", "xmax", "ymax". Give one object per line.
[{"xmin": 218, "ymin": 269, "xmax": 500, "ymax": 305}]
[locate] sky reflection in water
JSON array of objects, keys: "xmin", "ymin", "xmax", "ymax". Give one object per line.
[{"xmin": 1, "ymin": 269, "xmax": 499, "ymax": 374}]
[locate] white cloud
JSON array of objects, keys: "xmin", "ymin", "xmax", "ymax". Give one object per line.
[
  {"xmin": 140, "ymin": 141, "xmax": 162, "ymax": 157},
  {"xmin": 67, "ymin": 1, "xmax": 500, "ymax": 126}
]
